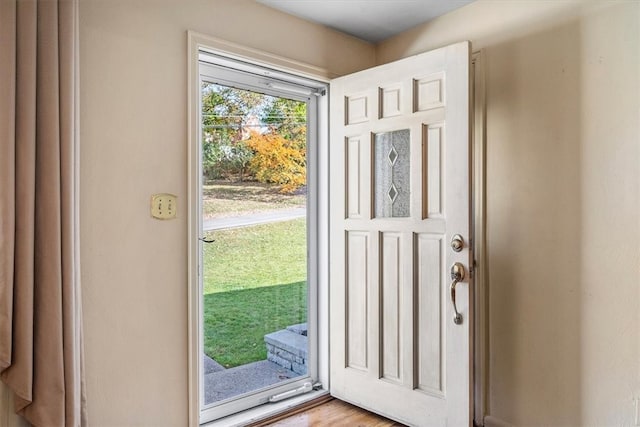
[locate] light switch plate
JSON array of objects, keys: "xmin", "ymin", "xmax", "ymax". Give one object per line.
[{"xmin": 151, "ymin": 193, "xmax": 177, "ymax": 220}]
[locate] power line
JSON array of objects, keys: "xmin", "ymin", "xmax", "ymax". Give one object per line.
[{"xmin": 203, "ymin": 123, "xmax": 307, "ymax": 129}]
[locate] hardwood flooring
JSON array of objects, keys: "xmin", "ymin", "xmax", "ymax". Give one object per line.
[{"xmin": 253, "ymin": 397, "xmax": 406, "ymax": 427}]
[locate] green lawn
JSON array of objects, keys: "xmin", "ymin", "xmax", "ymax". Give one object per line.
[
  {"xmin": 203, "ymin": 218, "xmax": 307, "ymax": 367},
  {"xmin": 203, "ymin": 282, "xmax": 307, "ymax": 367},
  {"xmin": 203, "ymin": 218, "xmax": 306, "ymax": 293}
]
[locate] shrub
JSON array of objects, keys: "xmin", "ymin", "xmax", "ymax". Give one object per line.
[{"xmin": 246, "ymin": 131, "xmax": 306, "ymax": 193}]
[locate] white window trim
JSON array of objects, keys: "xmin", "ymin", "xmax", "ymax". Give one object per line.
[{"xmin": 187, "ymin": 31, "xmax": 331, "ymax": 427}]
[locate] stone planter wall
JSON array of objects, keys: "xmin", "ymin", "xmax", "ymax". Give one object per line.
[{"xmin": 264, "ymin": 323, "xmax": 308, "ymax": 375}]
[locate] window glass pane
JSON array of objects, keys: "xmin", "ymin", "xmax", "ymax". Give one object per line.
[
  {"xmin": 374, "ymin": 129, "xmax": 410, "ymax": 218},
  {"xmin": 201, "ymin": 82, "xmax": 309, "ymax": 406}
]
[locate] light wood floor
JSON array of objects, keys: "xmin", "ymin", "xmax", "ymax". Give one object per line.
[{"xmin": 253, "ymin": 397, "xmax": 406, "ymax": 427}]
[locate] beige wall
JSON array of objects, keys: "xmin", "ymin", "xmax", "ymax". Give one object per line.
[
  {"xmin": 379, "ymin": 1, "xmax": 640, "ymax": 425},
  {"xmin": 77, "ymin": 1, "xmax": 374, "ymax": 425}
]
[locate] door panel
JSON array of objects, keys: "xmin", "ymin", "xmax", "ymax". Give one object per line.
[
  {"xmin": 415, "ymin": 233, "xmax": 443, "ymax": 395},
  {"xmin": 380, "ymin": 231, "xmax": 401, "ymax": 383},
  {"xmin": 346, "ymin": 231, "xmax": 369, "ymax": 371},
  {"xmin": 329, "ymin": 41, "xmax": 471, "ymax": 427}
]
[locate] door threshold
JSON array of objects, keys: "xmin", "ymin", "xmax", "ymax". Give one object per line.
[{"xmin": 201, "ymin": 390, "xmax": 330, "ymax": 427}]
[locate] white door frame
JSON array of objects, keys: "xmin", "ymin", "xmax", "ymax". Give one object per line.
[
  {"xmin": 187, "ymin": 33, "xmax": 487, "ymax": 426},
  {"xmin": 471, "ymin": 51, "xmax": 487, "ymax": 427}
]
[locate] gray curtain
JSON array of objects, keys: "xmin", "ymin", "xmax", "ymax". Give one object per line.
[{"xmin": 0, "ymin": 0, "xmax": 87, "ymax": 425}]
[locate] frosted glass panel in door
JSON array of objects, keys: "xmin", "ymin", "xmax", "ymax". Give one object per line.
[{"xmin": 374, "ymin": 129, "xmax": 410, "ymax": 218}]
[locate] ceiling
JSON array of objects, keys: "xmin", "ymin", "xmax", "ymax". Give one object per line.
[{"xmin": 256, "ymin": 0, "xmax": 474, "ymax": 43}]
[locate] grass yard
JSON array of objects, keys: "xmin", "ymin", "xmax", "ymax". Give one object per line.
[
  {"xmin": 202, "ymin": 181, "xmax": 305, "ymax": 219},
  {"xmin": 203, "ymin": 218, "xmax": 306, "ymax": 367},
  {"xmin": 203, "ymin": 282, "xmax": 306, "ymax": 368},
  {"xmin": 203, "ymin": 218, "xmax": 306, "ymax": 293}
]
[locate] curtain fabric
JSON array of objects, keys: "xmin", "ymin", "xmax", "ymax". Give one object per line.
[{"xmin": 0, "ymin": 0, "xmax": 87, "ymax": 425}]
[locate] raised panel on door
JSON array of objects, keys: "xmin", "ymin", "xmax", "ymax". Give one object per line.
[
  {"xmin": 346, "ymin": 136, "xmax": 366, "ymax": 219},
  {"xmin": 346, "ymin": 231, "xmax": 369, "ymax": 371},
  {"xmin": 380, "ymin": 231, "xmax": 402, "ymax": 383},
  {"xmin": 330, "ymin": 41, "xmax": 471, "ymax": 427},
  {"xmin": 415, "ymin": 233, "xmax": 444, "ymax": 395}
]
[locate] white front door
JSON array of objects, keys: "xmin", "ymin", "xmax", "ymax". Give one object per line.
[{"xmin": 329, "ymin": 41, "xmax": 471, "ymax": 426}]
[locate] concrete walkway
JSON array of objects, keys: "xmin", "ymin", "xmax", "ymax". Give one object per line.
[
  {"xmin": 203, "ymin": 207, "xmax": 305, "ymax": 231},
  {"xmin": 204, "ymin": 359, "xmax": 298, "ymax": 404}
]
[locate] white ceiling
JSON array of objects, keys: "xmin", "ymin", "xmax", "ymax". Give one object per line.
[{"xmin": 256, "ymin": 0, "xmax": 474, "ymax": 43}]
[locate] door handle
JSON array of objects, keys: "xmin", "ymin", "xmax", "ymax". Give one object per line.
[
  {"xmin": 450, "ymin": 262, "xmax": 465, "ymax": 325},
  {"xmin": 199, "ymin": 237, "xmax": 215, "ymax": 243}
]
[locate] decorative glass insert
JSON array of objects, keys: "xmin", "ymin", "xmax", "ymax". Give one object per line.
[{"xmin": 374, "ymin": 129, "xmax": 410, "ymax": 217}]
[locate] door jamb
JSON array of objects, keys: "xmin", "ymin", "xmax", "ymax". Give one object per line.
[{"xmin": 471, "ymin": 50, "xmax": 487, "ymax": 427}]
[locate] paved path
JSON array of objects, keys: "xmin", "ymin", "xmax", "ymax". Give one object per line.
[
  {"xmin": 204, "ymin": 359, "xmax": 297, "ymax": 404},
  {"xmin": 203, "ymin": 207, "xmax": 306, "ymax": 231}
]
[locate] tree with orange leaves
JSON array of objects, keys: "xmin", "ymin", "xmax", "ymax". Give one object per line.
[{"xmin": 246, "ymin": 131, "xmax": 306, "ymax": 193}]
